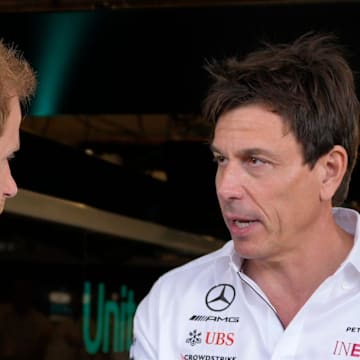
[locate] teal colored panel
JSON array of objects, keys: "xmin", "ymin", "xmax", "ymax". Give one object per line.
[{"xmin": 31, "ymin": 12, "xmax": 96, "ymax": 116}]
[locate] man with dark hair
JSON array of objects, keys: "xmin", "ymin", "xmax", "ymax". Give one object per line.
[{"xmin": 130, "ymin": 32, "xmax": 360, "ymax": 359}]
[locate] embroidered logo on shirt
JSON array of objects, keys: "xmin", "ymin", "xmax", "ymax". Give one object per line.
[
  {"xmin": 189, "ymin": 315, "xmax": 239, "ymax": 322},
  {"xmin": 205, "ymin": 284, "xmax": 236, "ymax": 311},
  {"xmin": 205, "ymin": 331, "xmax": 235, "ymax": 346},
  {"xmin": 333, "ymin": 340, "xmax": 360, "ymax": 357},
  {"xmin": 181, "ymin": 354, "xmax": 237, "ymax": 360},
  {"xmin": 186, "ymin": 330, "xmax": 202, "ymax": 346}
]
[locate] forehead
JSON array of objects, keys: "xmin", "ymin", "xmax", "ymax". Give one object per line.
[
  {"xmin": 215, "ymin": 104, "xmax": 289, "ymax": 135},
  {"xmin": 212, "ymin": 104, "xmax": 300, "ymax": 155},
  {"xmin": 1, "ymin": 96, "xmax": 21, "ymax": 143}
]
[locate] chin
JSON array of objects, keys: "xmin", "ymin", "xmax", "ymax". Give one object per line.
[{"xmin": 232, "ymin": 236, "xmax": 265, "ymax": 259}]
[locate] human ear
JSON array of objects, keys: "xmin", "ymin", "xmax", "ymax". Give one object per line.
[{"xmin": 319, "ymin": 145, "xmax": 347, "ymax": 201}]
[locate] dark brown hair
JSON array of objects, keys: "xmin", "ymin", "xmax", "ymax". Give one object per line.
[{"xmin": 202, "ymin": 32, "xmax": 360, "ymax": 205}]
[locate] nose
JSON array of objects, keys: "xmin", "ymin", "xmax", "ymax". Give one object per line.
[
  {"xmin": 4, "ymin": 165, "xmax": 18, "ymax": 199},
  {"xmin": 216, "ymin": 162, "xmax": 246, "ymax": 202}
]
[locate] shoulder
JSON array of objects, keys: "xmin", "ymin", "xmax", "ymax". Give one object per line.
[
  {"xmin": 163, "ymin": 240, "xmax": 231, "ymax": 275},
  {"xmin": 143, "ymin": 240, "xmax": 234, "ymax": 301},
  {"xmin": 132, "ymin": 240, "xmax": 236, "ymax": 353}
]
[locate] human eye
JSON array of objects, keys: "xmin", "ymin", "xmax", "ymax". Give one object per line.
[
  {"xmin": 212, "ymin": 153, "xmax": 227, "ymax": 166},
  {"xmin": 247, "ymin": 155, "xmax": 267, "ymax": 167},
  {"xmin": 7, "ymin": 153, "xmax": 16, "ymax": 162}
]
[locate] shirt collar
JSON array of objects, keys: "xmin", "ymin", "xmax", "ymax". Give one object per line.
[{"xmin": 334, "ymin": 207, "xmax": 360, "ymax": 272}]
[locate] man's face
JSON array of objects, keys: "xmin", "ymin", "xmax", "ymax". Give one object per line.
[
  {"xmin": 0, "ymin": 96, "xmax": 21, "ymax": 214},
  {"xmin": 211, "ymin": 104, "xmax": 325, "ymax": 261}
]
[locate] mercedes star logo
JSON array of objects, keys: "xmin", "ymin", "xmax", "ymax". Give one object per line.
[{"xmin": 205, "ymin": 284, "xmax": 235, "ymax": 312}]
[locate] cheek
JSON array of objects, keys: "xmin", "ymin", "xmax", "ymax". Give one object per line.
[
  {"xmin": 0, "ymin": 162, "xmax": 10, "ymax": 187},
  {"xmin": 255, "ymin": 171, "xmax": 314, "ymax": 210},
  {"xmin": 275, "ymin": 165, "xmax": 319, "ymax": 198},
  {"xmin": 274, "ymin": 172, "xmax": 321, "ymax": 221},
  {"xmin": 0, "ymin": 162, "xmax": 6, "ymax": 177}
]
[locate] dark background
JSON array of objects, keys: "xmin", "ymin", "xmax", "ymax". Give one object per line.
[
  {"xmin": 0, "ymin": 3, "xmax": 359, "ymax": 115},
  {"xmin": 0, "ymin": 2, "xmax": 358, "ymax": 240}
]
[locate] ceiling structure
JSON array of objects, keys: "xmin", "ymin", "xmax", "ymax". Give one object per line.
[{"xmin": 0, "ymin": 0, "xmax": 355, "ymax": 12}]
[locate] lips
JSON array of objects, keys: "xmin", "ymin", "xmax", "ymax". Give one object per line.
[
  {"xmin": 234, "ymin": 220, "xmax": 257, "ymax": 229},
  {"xmin": 224, "ymin": 214, "xmax": 261, "ymax": 236}
]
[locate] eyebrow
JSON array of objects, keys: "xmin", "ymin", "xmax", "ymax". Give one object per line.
[
  {"xmin": 209, "ymin": 144, "xmax": 220, "ymax": 153},
  {"xmin": 210, "ymin": 144, "xmax": 281, "ymax": 161}
]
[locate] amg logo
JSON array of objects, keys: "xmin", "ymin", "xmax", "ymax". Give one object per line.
[{"xmin": 190, "ymin": 315, "xmax": 239, "ymax": 323}]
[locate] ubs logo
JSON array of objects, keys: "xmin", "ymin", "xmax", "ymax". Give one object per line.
[
  {"xmin": 186, "ymin": 330, "xmax": 202, "ymax": 346},
  {"xmin": 205, "ymin": 284, "xmax": 235, "ymax": 312}
]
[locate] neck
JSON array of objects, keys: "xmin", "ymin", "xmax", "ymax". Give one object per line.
[{"xmin": 242, "ymin": 218, "xmax": 353, "ymax": 327}]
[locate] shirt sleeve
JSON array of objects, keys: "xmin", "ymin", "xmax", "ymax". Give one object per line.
[{"xmin": 129, "ymin": 283, "xmax": 160, "ymax": 360}]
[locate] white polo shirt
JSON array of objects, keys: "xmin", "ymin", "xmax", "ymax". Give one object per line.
[{"xmin": 130, "ymin": 207, "xmax": 360, "ymax": 359}]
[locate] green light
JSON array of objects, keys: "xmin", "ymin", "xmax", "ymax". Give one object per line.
[{"xmin": 31, "ymin": 12, "xmax": 96, "ymax": 116}]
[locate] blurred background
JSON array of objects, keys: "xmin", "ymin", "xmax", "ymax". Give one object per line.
[{"xmin": 0, "ymin": 0, "xmax": 360, "ymax": 358}]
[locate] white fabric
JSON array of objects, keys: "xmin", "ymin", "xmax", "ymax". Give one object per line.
[{"xmin": 130, "ymin": 207, "xmax": 360, "ymax": 359}]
